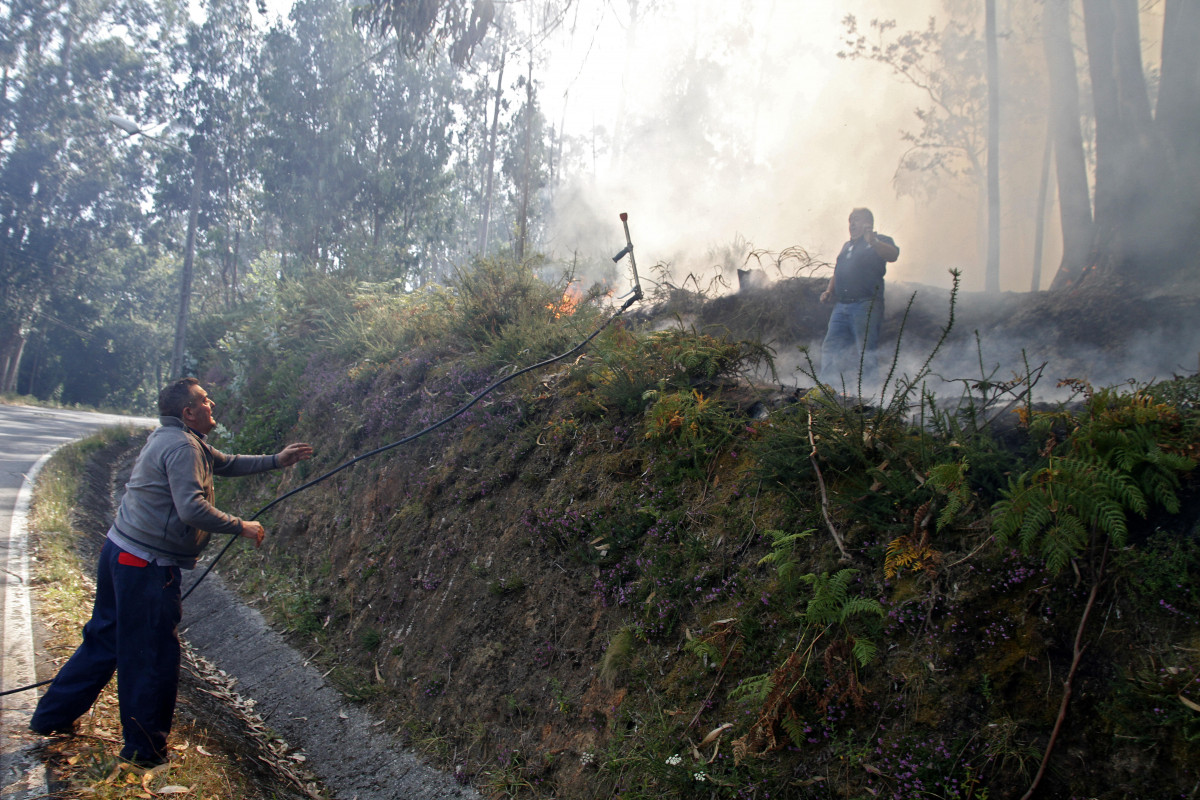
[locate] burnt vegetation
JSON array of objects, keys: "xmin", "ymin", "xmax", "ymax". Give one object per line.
[{"xmin": 198, "ymin": 259, "xmax": 1200, "ymax": 800}]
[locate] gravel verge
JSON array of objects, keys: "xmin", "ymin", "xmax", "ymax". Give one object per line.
[{"xmin": 180, "ymin": 572, "xmax": 479, "ymax": 800}]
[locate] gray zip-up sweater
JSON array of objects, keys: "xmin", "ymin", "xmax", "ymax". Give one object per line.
[{"xmin": 109, "ymin": 416, "xmax": 278, "ymax": 568}]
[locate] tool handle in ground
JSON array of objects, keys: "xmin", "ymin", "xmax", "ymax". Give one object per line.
[{"xmin": 613, "ymin": 212, "xmax": 642, "ymax": 301}]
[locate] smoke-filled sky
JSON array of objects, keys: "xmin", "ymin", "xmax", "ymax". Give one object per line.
[
  {"xmin": 532, "ymin": 0, "xmax": 995, "ymax": 293},
  {"xmin": 539, "ymin": 2, "xmax": 925, "ymax": 283},
  {"xmin": 250, "ymin": 0, "xmax": 1163, "ymax": 298}
]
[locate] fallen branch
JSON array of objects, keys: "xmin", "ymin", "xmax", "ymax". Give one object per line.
[
  {"xmin": 1020, "ymin": 548, "xmax": 1107, "ymax": 800},
  {"xmin": 808, "ymin": 409, "xmax": 850, "ymax": 560}
]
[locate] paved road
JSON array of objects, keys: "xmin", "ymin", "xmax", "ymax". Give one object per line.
[{"xmin": 0, "ymin": 405, "xmax": 155, "ymax": 796}]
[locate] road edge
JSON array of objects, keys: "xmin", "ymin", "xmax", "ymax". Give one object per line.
[{"xmin": 0, "ymin": 447, "xmax": 59, "ymax": 798}]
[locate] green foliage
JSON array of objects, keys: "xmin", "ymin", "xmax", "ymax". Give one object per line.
[
  {"xmin": 926, "ymin": 458, "xmax": 974, "ymax": 531},
  {"xmin": 1146, "ymin": 373, "xmax": 1200, "ymax": 411},
  {"xmin": 600, "ymin": 629, "xmax": 636, "ymax": 688},
  {"xmin": 330, "ymin": 280, "xmax": 458, "ymax": 366},
  {"xmin": 574, "ymin": 326, "xmax": 773, "ymax": 417},
  {"xmin": 799, "ymin": 569, "xmax": 884, "ymax": 667},
  {"xmin": 487, "ymin": 576, "xmax": 526, "ymax": 596},
  {"xmin": 1102, "ymin": 658, "xmax": 1200, "ymax": 757},
  {"xmin": 728, "ymin": 672, "xmax": 774, "ymax": 706},
  {"xmin": 1111, "ymin": 529, "xmax": 1200, "ymax": 612},
  {"xmin": 642, "ymin": 386, "xmax": 737, "ymax": 474},
  {"xmin": 359, "ymin": 628, "xmax": 383, "ymax": 651},
  {"xmin": 756, "ymin": 528, "xmax": 813, "ymax": 594},
  {"xmin": 281, "ymin": 589, "xmax": 324, "ymax": 636},
  {"xmin": 994, "ymin": 387, "xmax": 1196, "ymax": 573}
]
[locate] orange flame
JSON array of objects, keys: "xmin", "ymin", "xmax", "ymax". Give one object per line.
[{"xmin": 547, "ymin": 286, "xmax": 583, "ymax": 319}]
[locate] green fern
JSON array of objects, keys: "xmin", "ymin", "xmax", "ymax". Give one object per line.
[
  {"xmin": 850, "ymin": 636, "xmax": 878, "ymax": 667},
  {"xmin": 926, "ymin": 458, "xmax": 973, "ymax": 532},
  {"xmin": 799, "ymin": 569, "xmax": 884, "ymax": 667},
  {"xmin": 781, "ymin": 714, "xmax": 808, "ymax": 749},
  {"xmin": 685, "ymin": 637, "xmax": 722, "ymax": 667},
  {"xmin": 758, "ymin": 529, "xmax": 813, "ymax": 589},
  {"xmin": 993, "ymin": 392, "xmax": 1196, "ymax": 573},
  {"xmin": 729, "ymin": 672, "xmax": 774, "ymax": 705}
]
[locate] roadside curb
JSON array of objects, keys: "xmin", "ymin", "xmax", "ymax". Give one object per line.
[{"xmin": 0, "ymin": 447, "xmax": 59, "ymax": 799}]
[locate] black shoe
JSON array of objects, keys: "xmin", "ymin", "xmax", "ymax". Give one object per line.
[
  {"xmin": 120, "ymin": 753, "xmax": 167, "ymax": 769},
  {"xmin": 30, "ymin": 721, "xmax": 76, "ymax": 737}
]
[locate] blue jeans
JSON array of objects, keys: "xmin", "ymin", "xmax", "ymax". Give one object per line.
[
  {"xmin": 820, "ymin": 297, "xmax": 884, "ymax": 392},
  {"xmin": 31, "ymin": 539, "xmax": 182, "ymax": 763}
]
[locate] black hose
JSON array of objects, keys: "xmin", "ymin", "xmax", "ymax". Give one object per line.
[
  {"xmin": 3, "ymin": 289, "xmax": 641, "ymax": 701},
  {"xmin": 184, "ymin": 288, "xmax": 642, "ymax": 600}
]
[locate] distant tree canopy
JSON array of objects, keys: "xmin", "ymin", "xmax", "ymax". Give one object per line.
[
  {"xmin": 843, "ymin": 0, "xmax": 1200, "ymax": 293},
  {"xmin": 0, "ymin": 0, "xmax": 552, "ymax": 408},
  {"xmin": 352, "ymin": 0, "xmax": 495, "ymax": 65}
]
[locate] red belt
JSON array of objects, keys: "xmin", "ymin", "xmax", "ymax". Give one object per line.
[{"xmin": 117, "ymin": 551, "xmax": 150, "ymax": 567}]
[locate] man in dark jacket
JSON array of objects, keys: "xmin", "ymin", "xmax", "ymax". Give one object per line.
[
  {"xmin": 30, "ymin": 378, "xmax": 312, "ymax": 766},
  {"xmin": 819, "ymin": 207, "xmax": 900, "ymax": 393}
]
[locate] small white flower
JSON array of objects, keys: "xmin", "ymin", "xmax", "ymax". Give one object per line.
[
  {"xmin": 665, "ymin": 754, "xmax": 683, "ymax": 767},
  {"xmin": 580, "ymin": 751, "xmax": 594, "ymax": 766},
  {"xmin": 694, "ymin": 771, "xmax": 708, "ymax": 782}
]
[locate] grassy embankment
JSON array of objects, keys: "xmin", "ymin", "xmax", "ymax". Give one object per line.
[{"xmin": 196, "ymin": 259, "xmax": 1200, "ymax": 799}]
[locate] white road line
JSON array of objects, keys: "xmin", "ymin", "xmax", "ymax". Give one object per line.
[{"xmin": 1, "ymin": 447, "xmax": 58, "ymax": 796}]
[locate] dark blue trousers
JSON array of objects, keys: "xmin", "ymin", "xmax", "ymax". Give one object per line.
[{"xmin": 31, "ymin": 539, "xmax": 182, "ymax": 763}]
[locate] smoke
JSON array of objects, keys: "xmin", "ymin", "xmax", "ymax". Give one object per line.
[
  {"xmin": 532, "ymin": 1, "xmax": 1198, "ymax": 396},
  {"xmin": 539, "ymin": 1, "xmax": 970, "ymax": 289},
  {"xmin": 538, "ymin": 0, "xmax": 1092, "ymax": 297}
]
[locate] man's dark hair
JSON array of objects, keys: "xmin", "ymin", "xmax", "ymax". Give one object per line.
[
  {"xmin": 159, "ymin": 378, "xmax": 201, "ymax": 417},
  {"xmin": 850, "ymin": 207, "xmax": 874, "ymax": 226}
]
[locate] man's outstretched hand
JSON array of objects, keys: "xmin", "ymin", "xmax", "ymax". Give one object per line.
[
  {"xmin": 241, "ymin": 520, "xmax": 266, "ymax": 548},
  {"xmin": 276, "ymin": 443, "xmax": 314, "ymax": 467}
]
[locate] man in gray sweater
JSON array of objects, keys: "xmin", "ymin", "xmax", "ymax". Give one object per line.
[{"xmin": 30, "ymin": 377, "xmax": 312, "ymax": 766}]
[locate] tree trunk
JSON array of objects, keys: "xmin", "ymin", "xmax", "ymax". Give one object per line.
[
  {"xmin": 1158, "ymin": 0, "xmax": 1200, "ymax": 165},
  {"xmin": 1, "ymin": 323, "xmax": 28, "ymax": 394},
  {"xmin": 1082, "ymin": 0, "xmax": 1168, "ymax": 284},
  {"xmin": 984, "ymin": 0, "xmax": 1000, "ymax": 293},
  {"xmin": 1031, "ymin": 124, "xmax": 1052, "ymax": 292},
  {"xmin": 171, "ymin": 157, "xmax": 204, "ymax": 381},
  {"xmin": 1155, "ymin": 0, "xmax": 1200, "ymax": 267},
  {"xmin": 478, "ymin": 44, "xmax": 505, "ymax": 256},
  {"xmin": 1044, "ymin": 0, "xmax": 1094, "ymax": 291},
  {"xmin": 515, "ymin": 54, "xmax": 533, "ymax": 263}
]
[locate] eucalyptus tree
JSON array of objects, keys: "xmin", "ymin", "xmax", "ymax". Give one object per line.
[
  {"xmin": 257, "ymin": 0, "xmax": 370, "ymax": 274},
  {"xmin": 0, "ymin": 0, "xmax": 179, "ymax": 397},
  {"xmin": 24, "ymin": 244, "xmax": 176, "ymax": 408},
  {"xmin": 353, "ymin": 0, "xmax": 494, "ymax": 66},
  {"xmin": 1047, "ymin": 0, "xmax": 1200, "ymax": 289},
  {"xmin": 257, "ymin": 0, "xmax": 462, "ymax": 284},
  {"xmin": 1042, "ymin": 0, "xmax": 1091, "ymax": 289},
  {"xmin": 354, "ymin": 25, "xmax": 462, "ymax": 284},
  {"xmin": 172, "ymin": 0, "xmax": 266, "ymax": 313}
]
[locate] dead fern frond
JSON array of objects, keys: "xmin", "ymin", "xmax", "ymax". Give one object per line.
[{"xmin": 884, "ymin": 532, "xmax": 943, "ymax": 579}]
